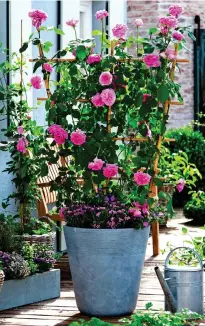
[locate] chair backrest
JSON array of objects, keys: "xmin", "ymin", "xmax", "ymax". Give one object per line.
[{"xmin": 37, "ymin": 142, "xmax": 66, "ymax": 216}]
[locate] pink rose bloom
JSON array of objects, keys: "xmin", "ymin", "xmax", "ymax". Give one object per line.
[
  {"xmin": 176, "ymin": 178, "xmax": 185, "ymax": 192},
  {"xmin": 143, "ymin": 221, "xmax": 149, "ymax": 228},
  {"xmin": 99, "ymin": 71, "xmax": 113, "ymax": 86},
  {"xmin": 30, "ymin": 75, "xmax": 43, "ymax": 89},
  {"xmin": 91, "ymin": 93, "xmax": 104, "ymax": 107},
  {"xmin": 160, "ymin": 26, "xmax": 169, "ymax": 35},
  {"xmin": 160, "ymin": 49, "xmax": 176, "ymax": 61},
  {"xmin": 133, "ymin": 209, "xmax": 142, "ymax": 218},
  {"xmin": 88, "ymin": 158, "xmax": 105, "ymax": 171},
  {"xmin": 87, "ymin": 54, "xmax": 101, "ymax": 64},
  {"xmin": 28, "ymin": 9, "xmax": 48, "ymax": 29},
  {"xmin": 141, "ymin": 202, "xmax": 149, "ymax": 215},
  {"xmin": 143, "ymin": 54, "xmax": 161, "ymax": 68},
  {"xmin": 16, "ymin": 137, "xmax": 28, "ymax": 154},
  {"xmin": 59, "ymin": 207, "xmax": 66, "ymax": 219},
  {"xmin": 159, "ymin": 17, "xmax": 178, "ymax": 28},
  {"xmin": 48, "ymin": 124, "xmax": 62, "ymax": 135},
  {"xmin": 71, "ymin": 129, "xmax": 86, "ymax": 146},
  {"xmin": 172, "ymin": 31, "xmax": 183, "ymax": 41},
  {"xmin": 103, "ymin": 164, "xmax": 118, "ymax": 178},
  {"xmin": 17, "ymin": 126, "xmax": 24, "ymax": 134},
  {"xmin": 66, "ymin": 19, "xmax": 79, "ymax": 27},
  {"xmin": 43, "ymin": 63, "xmax": 53, "ymax": 73},
  {"xmin": 95, "ymin": 9, "xmax": 109, "ymax": 20},
  {"xmin": 143, "ymin": 94, "xmax": 151, "ymax": 102},
  {"xmin": 53, "ymin": 128, "xmax": 68, "ymax": 145},
  {"xmin": 135, "ymin": 18, "xmax": 143, "ymax": 28},
  {"xmin": 134, "ymin": 171, "xmax": 151, "ymax": 186},
  {"xmin": 101, "ymin": 88, "xmax": 116, "ymax": 106},
  {"xmin": 169, "ymin": 5, "xmax": 183, "ymax": 18},
  {"xmin": 112, "ymin": 24, "xmax": 128, "ymax": 38}
]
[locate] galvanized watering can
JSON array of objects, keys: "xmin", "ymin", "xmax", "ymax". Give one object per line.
[{"xmin": 164, "ymin": 247, "xmax": 204, "ymax": 315}]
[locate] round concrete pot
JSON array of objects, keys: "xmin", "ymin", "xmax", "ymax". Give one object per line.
[{"xmin": 64, "ymin": 226, "xmax": 150, "ymax": 317}]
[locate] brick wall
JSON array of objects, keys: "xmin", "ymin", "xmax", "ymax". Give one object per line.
[{"xmin": 127, "ymin": 0, "xmax": 205, "ymax": 128}]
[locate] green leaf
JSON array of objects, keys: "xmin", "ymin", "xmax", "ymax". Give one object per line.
[
  {"xmin": 33, "ymin": 61, "xmax": 42, "ymax": 73},
  {"xmin": 41, "ymin": 163, "xmax": 49, "ymax": 177},
  {"xmin": 54, "ymin": 27, "xmax": 65, "ymax": 35},
  {"xmin": 76, "ymin": 45, "xmax": 87, "ymax": 60},
  {"xmin": 43, "ymin": 41, "xmax": 53, "ymax": 53},
  {"xmin": 154, "ymin": 178, "xmax": 163, "ymax": 187},
  {"xmin": 188, "ymin": 31, "xmax": 196, "ymax": 41},
  {"xmin": 19, "ymin": 42, "xmax": 28, "ymax": 53},
  {"xmin": 158, "ymin": 85, "xmax": 169, "ymax": 103},
  {"xmin": 158, "ymin": 191, "xmax": 167, "ymax": 200},
  {"xmin": 149, "ymin": 28, "xmax": 158, "ymax": 35},
  {"xmin": 182, "ymin": 227, "xmax": 188, "ymax": 234},
  {"xmin": 32, "ymin": 38, "xmax": 40, "ymax": 45},
  {"xmin": 92, "ymin": 30, "xmax": 102, "ymax": 36}
]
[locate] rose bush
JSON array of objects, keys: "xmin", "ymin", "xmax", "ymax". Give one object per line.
[{"xmin": 19, "ymin": 5, "xmax": 195, "ymax": 229}]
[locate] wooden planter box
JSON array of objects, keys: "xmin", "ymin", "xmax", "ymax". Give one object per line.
[{"xmin": 0, "ymin": 269, "xmax": 60, "ymax": 311}]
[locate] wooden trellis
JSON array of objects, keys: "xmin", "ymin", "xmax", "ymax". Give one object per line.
[{"xmin": 31, "ymin": 39, "xmax": 188, "ymax": 256}]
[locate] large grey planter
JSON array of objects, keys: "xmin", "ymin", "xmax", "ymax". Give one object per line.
[
  {"xmin": 64, "ymin": 226, "xmax": 150, "ymax": 316},
  {"xmin": 0, "ymin": 269, "xmax": 60, "ymax": 311}
]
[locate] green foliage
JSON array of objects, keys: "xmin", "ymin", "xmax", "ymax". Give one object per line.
[
  {"xmin": 21, "ymin": 243, "xmax": 37, "ymax": 274},
  {"xmin": 0, "ymin": 221, "xmax": 22, "ymax": 253},
  {"xmin": 69, "ymin": 309, "xmax": 202, "ymax": 326},
  {"xmin": 183, "ymin": 191, "xmax": 205, "ymax": 225},
  {"xmin": 159, "ymin": 146, "xmax": 202, "ymax": 188},
  {"xmin": 22, "ymin": 217, "xmax": 52, "ymax": 235}
]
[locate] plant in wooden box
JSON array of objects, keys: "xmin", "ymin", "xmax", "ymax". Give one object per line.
[{"xmin": 25, "ymin": 5, "xmax": 194, "ymax": 316}]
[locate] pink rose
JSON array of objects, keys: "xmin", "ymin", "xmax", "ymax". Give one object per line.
[
  {"xmin": 143, "ymin": 221, "xmax": 149, "ymax": 228},
  {"xmin": 133, "ymin": 209, "xmax": 142, "ymax": 218},
  {"xmin": 43, "ymin": 63, "xmax": 53, "ymax": 73},
  {"xmin": 103, "ymin": 164, "xmax": 118, "ymax": 178},
  {"xmin": 176, "ymin": 178, "xmax": 185, "ymax": 192},
  {"xmin": 112, "ymin": 24, "xmax": 128, "ymax": 38},
  {"xmin": 99, "ymin": 71, "xmax": 113, "ymax": 86},
  {"xmin": 87, "ymin": 54, "xmax": 101, "ymax": 64},
  {"xmin": 48, "ymin": 124, "xmax": 62, "ymax": 135},
  {"xmin": 59, "ymin": 207, "xmax": 66, "ymax": 219},
  {"xmin": 30, "ymin": 75, "xmax": 43, "ymax": 89},
  {"xmin": 172, "ymin": 31, "xmax": 183, "ymax": 41},
  {"xmin": 66, "ymin": 19, "xmax": 79, "ymax": 27},
  {"xmin": 28, "ymin": 9, "xmax": 48, "ymax": 29},
  {"xmin": 143, "ymin": 94, "xmax": 151, "ymax": 102},
  {"xmin": 169, "ymin": 5, "xmax": 183, "ymax": 18},
  {"xmin": 53, "ymin": 128, "xmax": 68, "ymax": 145},
  {"xmin": 135, "ymin": 18, "xmax": 143, "ymax": 28},
  {"xmin": 70, "ymin": 129, "xmax": 86, "ymax": 146},
  {"xmin": 143, "ymin": 54, "xmax": 161, "ymax": 68},
  {"xmin": 91, "ymin": 93, "xmax": 104, "ymax": 107},
  {"xmin": 95, "ymin": 9, "xmax": 109, "ymax": 20},
  {"xmin": 159, "ymin": 17, "xmax": 178, "ymax": 28},
  {"xmin": 88, "ymin": 158, "xmax": 105, "ymax": 171},
  {"xmin": 134, "ymin": 171, "xmax": 151, "ymax": 186},
  {"xmin": 17, "ymin": 126, "xmax": 24, "ymax": 134},
  {"xmin": 160, "ymin": 26, "xmax": 169, "ymax": 35},
  {"xmin": 160, "ymin": 49, "xmax": 176, "ymax": 61},
  {"xmin": 141, "ymin": 202, "xmax": 149, "ymax": 215},
  {"xmin": 101, "ymin": 88, "xmax": 116, "ymax": 106},
  {"xmin": 16, "ymin": 137, "xmax": 28, "ymax": 154}
]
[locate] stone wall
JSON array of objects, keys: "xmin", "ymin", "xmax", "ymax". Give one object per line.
[{"xmin": 127, "ymin": 0, "xmax": 205, "ymax": 128}]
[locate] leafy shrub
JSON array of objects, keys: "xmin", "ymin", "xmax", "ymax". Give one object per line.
[
  {"xmin": 0, "ymin": 222, "xmax": 22, "ymax": 253},
  {"xmin": 183, "ymin": 191, "xmax": 205, "ymax": 225},
  {"xmin": 0, "ymin": 252, "xmax": 30, "ymax": 280},
  {"xmin": 69, "ymin": 308, "xmax": 202, "ymax": 326},
  {"xmin": 21, "ymin": 243, "xmax": 37, "ymax": 274},
  {"xmin": 165, "ymin": 127, "xmax": 205, "ymax": 205}
]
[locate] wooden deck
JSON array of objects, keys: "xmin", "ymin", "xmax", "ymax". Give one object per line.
[{"xmin": 1, "ymin": 212, "xmax": 205, "ymax": 325}]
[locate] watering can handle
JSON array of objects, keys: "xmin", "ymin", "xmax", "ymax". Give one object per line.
[{"xmin": 165, "ymin": 246, "xmax": 203, "ymax": 268}]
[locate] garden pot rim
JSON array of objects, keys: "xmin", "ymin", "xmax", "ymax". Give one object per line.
[{"xmin": 64, "ymin": 225, "xmax": 150, "ymax": 232}]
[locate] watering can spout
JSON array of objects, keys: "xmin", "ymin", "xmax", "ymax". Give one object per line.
[{"xmin": 154, "ymin": 266, "xmax": 177, "ymax": 313}]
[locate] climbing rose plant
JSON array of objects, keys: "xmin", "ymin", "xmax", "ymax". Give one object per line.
[{"xmin": 21, "ymin": 5, "xmax": 194, "ymax": 229}]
